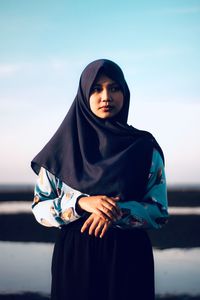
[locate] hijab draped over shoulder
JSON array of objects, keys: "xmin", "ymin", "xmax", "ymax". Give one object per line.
[{"xmin": 31, "ymin": 59, "xmax": 163, "ymax": 201}]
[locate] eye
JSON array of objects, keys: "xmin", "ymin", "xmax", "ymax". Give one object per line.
[
  {"xmin": 90, "ymin": 85, "xmax": 102, "ymax": 94},
  {"xmin": 110, "ymin": 84, "xmax": 121, "ymax": 92}
]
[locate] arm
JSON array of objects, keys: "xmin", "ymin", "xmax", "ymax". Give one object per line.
[
  {"xmin": 32, "ymin": 167, "xmax": 86, "ymax": 227},
  {"xmin": 115, "ymin": 149, "xmax": 169, "ymax": 230}
]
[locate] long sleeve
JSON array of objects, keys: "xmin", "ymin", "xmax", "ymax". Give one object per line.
[
  {"xmin": 32, "ymin": 150, "xmax": 168, "ymax": 229},
  {"xmin": 32, "ymin": 167, "xmax": 86, "ymax": 227},
  {"xmin": 115, "ymin": 149, "xmax": 168, "ymax": 230}
]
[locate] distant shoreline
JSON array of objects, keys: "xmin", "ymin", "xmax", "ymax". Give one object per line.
[
  {"xmin": 0, "ymin": 185, "xmax": 200, "ymax": 206},
  {"xmin": 1, "ymin": 183, "xmax": 200, "ymax": 191},
  {"xmin": 0, "ymin": 213, "xmax": 200, "ymax": 248}
]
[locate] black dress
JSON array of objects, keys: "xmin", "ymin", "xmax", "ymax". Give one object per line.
[{"xmin": 51, "ymin": 217, "xmax": 154, "ymax": 300}]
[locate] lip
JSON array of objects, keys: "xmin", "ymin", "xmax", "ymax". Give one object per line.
[{"xmin": 99, "ymin": 105, "xmax": 113, "ymax": 111}]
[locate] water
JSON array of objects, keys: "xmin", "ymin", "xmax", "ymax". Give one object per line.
[
  {"xmin": 0, "ymin": 242, "xmax": 200, "ymax": 296},
  {"xmin": 1, "ymin": 201, "xmax": 200, "ymax": 215}
]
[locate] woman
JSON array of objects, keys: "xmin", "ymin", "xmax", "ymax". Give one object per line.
[{"xmin": 31, "ymin": 59, "xmax": 168, "ymax": 300}]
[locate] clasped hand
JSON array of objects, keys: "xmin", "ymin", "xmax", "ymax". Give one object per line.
[{"xmin": 77, "ymin": 195, "xmax": 122, "ymax": 238}]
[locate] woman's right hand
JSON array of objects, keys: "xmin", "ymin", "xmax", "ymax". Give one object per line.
[
  {"xmin": 77, "ymin": 195, "xmax": 122, "ymax": 221},
  {"xmin": 81, "ymin": 213, "xmax": 112, "ymax": 238}
]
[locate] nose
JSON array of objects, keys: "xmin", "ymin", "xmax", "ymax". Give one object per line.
[{"xmin": 101, "ymin": 88, "xmax": 112, "ymax": 102}]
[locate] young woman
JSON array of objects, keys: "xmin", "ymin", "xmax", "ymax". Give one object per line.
[{"xmin": 31, "ymin": 59, "xmax": 168, "ymax": 300}]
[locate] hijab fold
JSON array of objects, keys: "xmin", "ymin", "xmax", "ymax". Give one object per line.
[{"xmin": 31, "ymin": 59, "xmax": 164, "ymax": 201}]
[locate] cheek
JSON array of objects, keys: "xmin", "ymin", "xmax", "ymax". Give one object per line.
[
  {"xmin": 89, "ymin": 96, "xmax": 97, "ymax": 113},
  {"xmin": 117, "ymin": 94, "xmax": 124, "ymax": 110}
]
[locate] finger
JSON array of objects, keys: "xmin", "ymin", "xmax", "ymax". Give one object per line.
[
  {"xmin": 104, "ymin": 197, "xmax": 121, "ymax": 210},
  {"xmin": 111, "ymin": 196, "xmax": 120, "ymax": 201},
  {"xmin": 93, "ymin": 206, "xmax": 110, "ymax": 221},
  {"xmin": 101, "ymin": 202, "xmax": 120, "ymax": 220},
  {"xmin": 108, "ymin": 197, "xmax": 122, "ymax": 216},
  {"xmin": 96, "ymin": 205, "xmax": 116, "ymax": 221},
  {"xmin": 81, "ymin": 216, "xmax": 93, "ymax": 233},
  {"xmin": 94, "ymin": 221, "xmax": 104, "ymax": 237},
  {"xmin": 102, "ymin": 199, "xmax": 122, "ymax": 219},
  {"xmin": 100, "ymin": 221, "xmax": 110, "ymax": 238},
  {"xmin": 88, "ymin": 218, "xmax": 100, "ymax": 236}
]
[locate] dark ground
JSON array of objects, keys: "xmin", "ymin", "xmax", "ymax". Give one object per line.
[
  {"xmin": 0, "ymin": 293, "xmax": 199, "ymax": 300},
  {"xmin": 1, "ymin": 213, "xmax": 200, "ymax": 249}
]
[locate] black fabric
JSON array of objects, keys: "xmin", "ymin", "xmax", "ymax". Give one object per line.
[
  {"xmin": 31, "ymin": 59, "xmax": 163, "ymax": 201},
  {"xmin": 51, "ymin": 219, "xmax": 155, "ymax": 300}
]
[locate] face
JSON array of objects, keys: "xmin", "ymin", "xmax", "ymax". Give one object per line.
[{"xmin": 89, "ymin": 74, "xmax": 124, "ymax": 119}]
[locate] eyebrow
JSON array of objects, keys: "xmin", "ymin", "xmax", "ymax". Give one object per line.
[{"xmin": 92, "ymin": 81, "xmax": 118, "ymax": 86}]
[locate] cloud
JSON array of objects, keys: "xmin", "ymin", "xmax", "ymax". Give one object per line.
[
  {"xmin": 0, "ymin": 64, "xmax": 22, "ymax": 77},
  {"xmin": 0, "ymin": 59, "xmax": 83, "ymax": 78}
]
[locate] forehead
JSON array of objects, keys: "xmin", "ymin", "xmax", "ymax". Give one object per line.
[{"xmin": 93, "ymin": 73, "xmax": 116, "ymax": 85}]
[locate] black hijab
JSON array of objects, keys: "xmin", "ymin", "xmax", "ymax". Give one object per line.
[{"xmin": 31, "ymin": 59, "xmax": 164, "ymax": 201}]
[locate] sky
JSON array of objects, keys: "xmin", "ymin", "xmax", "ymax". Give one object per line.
[{"xmin": 0, "ymin": 0, "xmax": 200, "ymax": 186}]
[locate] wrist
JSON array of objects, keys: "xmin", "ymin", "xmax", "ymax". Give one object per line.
[{"xmin": 75, "ymin": 195, "xmax": 88, "ymax": 216}]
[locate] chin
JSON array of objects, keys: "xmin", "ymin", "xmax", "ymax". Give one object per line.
[{"xmin": 100, "ymin": 113, "xmax": 114, "ymax": 119}]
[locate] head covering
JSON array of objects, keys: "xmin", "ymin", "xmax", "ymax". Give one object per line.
[{"xmin": 31, "ymin": 59, "xmax": 164, "ymax": 201}]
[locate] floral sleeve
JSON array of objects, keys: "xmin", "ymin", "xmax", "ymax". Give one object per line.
[
  {"xmin": 33, "ymin": 150, "xmax": 168, "ymax": 230},
  {"xmin": 115, "ymin": 149, "xmax": 169, "ymax": 230},
  {"xmin": 32, "ymin": 167, "xmax": 86, "ymax": 227}
]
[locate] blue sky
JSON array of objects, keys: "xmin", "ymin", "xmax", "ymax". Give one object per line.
[{"xmin": 0, "ymin": 0, "xmax": 200, "ymax": 185}]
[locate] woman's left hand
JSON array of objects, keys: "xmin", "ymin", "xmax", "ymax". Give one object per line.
[{"xmin": 81, "ymin": 213, "xmax": 111, "ymax": 238}]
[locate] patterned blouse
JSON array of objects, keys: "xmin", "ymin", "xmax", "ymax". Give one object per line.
[{"xmin": 32, "ymin": 149, "xmax": 168, "ymax": 229}]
